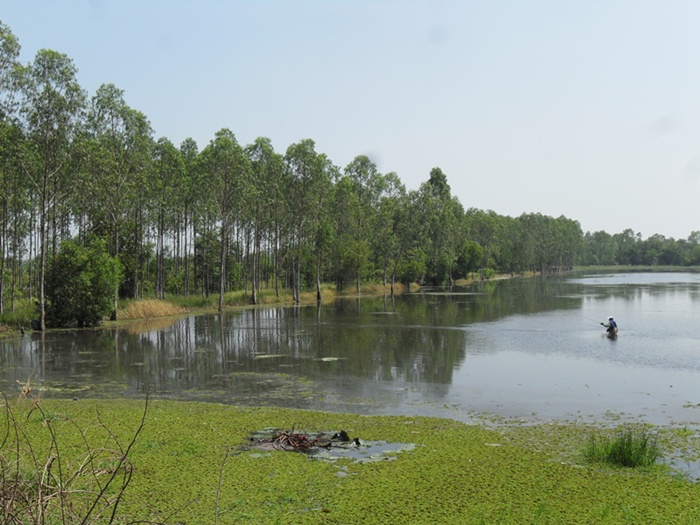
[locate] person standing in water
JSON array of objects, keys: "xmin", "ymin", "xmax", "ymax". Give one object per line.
[{"xmin": 602, "ymin": 316, "xmax": 618, "ymax": 335}]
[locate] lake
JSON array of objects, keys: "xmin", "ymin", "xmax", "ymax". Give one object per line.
[{"xmin": 2, "ymin": 270, "xmax": 700, "ymax": 427}]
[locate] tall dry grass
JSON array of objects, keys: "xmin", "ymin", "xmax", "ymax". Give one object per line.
[
  {"xmin": 117, "ymin": 299, "xmax": 186, "ymax": 320},
  {"xmin": 116, "ymin": 283, "xmax": 412, "ymax": 323}
]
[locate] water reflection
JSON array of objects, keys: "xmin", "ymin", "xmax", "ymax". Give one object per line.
[{"xmin": 2, "ymin": 272, "xmax": 700, "ymax": 425}]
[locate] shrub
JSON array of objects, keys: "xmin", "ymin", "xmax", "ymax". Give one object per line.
[
  {"xmin": 482, "ymin": 267, "xmax": 496, "ymax": 280},
  {"xmin": 583, "ymin": 426, "xmax": 660, "ymax": 468},
  {"xmin": 45, "ymin": 236, "xmax": 123, "ymax": 328},
  {"xmin": 0, "ymin": 299, "xmax": 35, "ymax": 331}
]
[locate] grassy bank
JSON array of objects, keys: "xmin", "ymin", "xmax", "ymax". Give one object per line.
[
  {"xmin": 3, "ymin": 397, "xmax": 699, "ymax": 524},
  {"xmin": 3, "ymin": 273, "xmax": 540, "ymax": 333},
  {"xmin": 0, "ymin": 283, "xmax": 413, "ymax": 333}
]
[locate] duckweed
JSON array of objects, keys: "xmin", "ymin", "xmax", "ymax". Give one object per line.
[{"xmin": 2, "ymin": 399, "xmax": 700, "ymax": 524}]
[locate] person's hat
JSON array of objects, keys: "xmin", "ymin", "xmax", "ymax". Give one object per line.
[{"xmin": 608, "ymin": 316, "xmax": 614, "ymax": 320}]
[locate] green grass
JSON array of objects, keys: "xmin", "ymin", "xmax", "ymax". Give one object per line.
[
  {"xmin": 583, "ymin": 426, "xmax": 661, "ymax": 468},
  {"xmin": 2, "ymin": 397, "xmax": 699, "ymax": 524},
  {"xmin": 0, "ymin": 299, "xmax": 36, "ymax": 333},
  {"xmin": 5, "ymin": 282, "xmax": 404, "ymax": 332}
]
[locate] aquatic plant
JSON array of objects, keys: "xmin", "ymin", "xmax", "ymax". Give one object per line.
[
  {"xmin": 584, "ymin": 426, "xmax": 660, "ymax": 468},
  {"xmin": 0, "ymin": 392, "xmax": 147, "ymax": 524},
  {"xmin": 3, "ymin": 398, "xmax": 700, "ymax": 523}
]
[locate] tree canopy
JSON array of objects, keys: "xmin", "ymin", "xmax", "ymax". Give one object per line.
[{"xmin": 0, "ymin": 19, "xmax": 697, "ymax": 325}]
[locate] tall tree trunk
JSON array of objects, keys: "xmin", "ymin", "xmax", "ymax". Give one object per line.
[
  {"xmin": 274, "ymin": 221, "xmax": 280, "ymax": 298},
  {"xmin": 112, "ymin": 221, "xmax": 119, "ymax": 321},
  {"xmin": 11, "ymin": 212, "xmax": 20, "ymax": 312},
  {"xmin": 316, "ymin": 254, "xmax": 322, "ymax": 302},
  {"xmin": 295, "ymin": 241, "xmax": 301, "ymax": 304},
  {"xmin": 0, "ymin": 199, "xmax": 5, "ymax": 316},
  {"xmin": 218, "ymin": 221, "xmax": 227, "ymax": 312},
  {"xmin": 251, "ymin": 225, "xmax": 258, "ymax": 305},
  {"xmin": 133, "ymin": 206, "xmax": 140, "ymax": 300},
  {"xmin": 39, "ymin": 193, "xmax": 47, "ymax": 331},
  {"xmin": 184, "ymin": 210, "xmax": 190, "ymax": 297}
]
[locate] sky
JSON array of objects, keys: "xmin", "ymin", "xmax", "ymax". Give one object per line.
[{"xmin": 4, "ymin": 1, "xmax": 700, "ymax": 239}]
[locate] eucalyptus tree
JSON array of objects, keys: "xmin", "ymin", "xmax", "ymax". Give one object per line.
[
  {"xmin": 640, "ymin": 233, "xmax": 679, "ymax": 266},
  {"xmin": 245, "ymin": 137, "xmax": 285, "ymax": 303},
  {"xmin": 284, "ymin": 139, "xmax": 335, "ymax": 302},
  {"xmin": 342, "ymin": 155, "xmax": 386, "ymax": 291},
  {"xmin": 179, "ymin": 137, "xmax": 200, "ymax": 296},
  {"xmin": 331, "ymin": 175, "xmax": 361, "ymax": 290},
  {"xmin": 580, "ymin": 230, "xmax": 617, "ymax": 266},
  {"xmin": 0, "ymin": 123, "xmax": 26, "ymax": 313},
  {"xmin": 464, "ymin": 208, "xmax": 502, "ymax": 277},
  {"xmin": 556, "ymin": 216, "xmax": 583, "ymax": 270},
  {"xmin": 517, "ymin": 213, "xmax": 550, "ymax": 273},
  {"xmin": 182, "ymin": 137, "xmax": 220, "ymax": 298},
  {"xmin": 419, "ymin": 168, "xmax": 463, "ymax": 285},
  {"xmin": 613, "ymin": 228, "xmax": 642, "ymax": 266},
  {"xmin": 199, "ymin": 128, "xmax": 250, "ymax": 311},
  {"xmin": 388, "ymin": 189, "xmax": 427, "ymax": 293},
  {"xmin": 0, "ymin": 20, "xmax": 21, "ymax": 314},
  {"xmin": 686, "ymin": 231, "xmax": 700, "ymax": 265},
  {"xmin": 0, "ymin": 20, "xmax": 20, "ymax": 119},
  {"xmin": 151, "ymin": 137, "xmax": 184, "ymax": 298},
  {"xmin": 371, "ymin": 172, "xmax": 405, "ymax": 286},
  {"xmin": 83, "ymin": 83, "xmax": 153, "ymax": 314},
  {"xmin": 17, "ymin": 49, "xmax": 86, "ymax": 330},
  {"xmin": 310, "ymin": 153, "xmax": 337, "ymax": 301},
  {"xmin": 514, "ymin": 213, "xmax": 582, "ymax": 273},
  {"xmin": 494, "ymin": 215, "xmax": 527, "ymax": 275}
]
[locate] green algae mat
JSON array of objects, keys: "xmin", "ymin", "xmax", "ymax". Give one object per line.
[{"xmin": 2, "ymin": 398, "xmax": 699, "ymax": 524}]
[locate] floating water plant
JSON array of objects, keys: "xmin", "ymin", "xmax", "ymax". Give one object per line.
[{"xmin": 583, "ymin": 426, "xmax": 660, "ymax": 468}]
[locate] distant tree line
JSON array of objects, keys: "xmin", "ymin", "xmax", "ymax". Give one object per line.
[
  {"xmin": 0, "ymin": 21, "xmax": 697, "ymax": 327},
  {"xmin": 579, "ymin": 229, "xmax": 700, "ymax": 266}
]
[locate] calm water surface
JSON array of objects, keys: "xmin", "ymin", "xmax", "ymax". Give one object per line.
[{"xmin": 2, "ymin": 271, "xmax": 700, "ymax": 427}]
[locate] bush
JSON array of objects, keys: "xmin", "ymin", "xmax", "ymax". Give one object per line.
[
  {"xmin": 45, "ymin": 237, "xmax": 123, "ymax": 328},
  {"xmin": 583, "ymin": 426, "xmax": 660, "ymax": 468},
  {"xmin": 0, "ymin": 299, "xmax": 35, "ymax": 331},
  {"xmin": 482, "ymin": 267, "xmax": 496, "ymax": 280}
]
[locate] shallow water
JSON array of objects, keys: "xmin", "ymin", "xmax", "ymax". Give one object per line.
[{"xmin": 2, "ymin": 271, "xmax": 700, "ymax": 428}]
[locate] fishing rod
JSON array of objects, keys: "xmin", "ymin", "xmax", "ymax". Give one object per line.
[{"xmin": 584, "ymin": 316, "xmax": 604, "ymax": 326}]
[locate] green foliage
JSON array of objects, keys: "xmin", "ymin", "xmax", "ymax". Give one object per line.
[
  {"xmin": 45, "ymin": 237, "xmax": 123, "ymax": 328},
  {"xmin": 0, "ymin": 299, "xmax": 35, "ymax": 330},
  {"xmin": 5, "ymin": 17, "xmax": 700, "ymax": 316},
  {"xmin": 583, "ymin": 426, "xmax": 661, "ymax": 468},
  {"xmin": 3, "ymin": 399, "xmax": 699, "ymax": 524},
  {"xmin": 482, "ymin": 267, "xmax": 496, "ymax": 279},
  {"xmin": 396, "ymin": 248, "xmax": 427, "ymax": 284},
  {"xmin": 0, "ymin": 394, "xmax": 146, "ymax": 524},
  {"xmin": 457, "ymin": 240, "xmax": 483, "ymax": 276}
]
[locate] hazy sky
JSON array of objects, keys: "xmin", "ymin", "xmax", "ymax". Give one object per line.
[{"xmin": 4, "ymin": 1, "xmax": 700, "ymax": 239}]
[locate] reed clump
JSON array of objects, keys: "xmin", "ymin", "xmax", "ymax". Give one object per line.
[
  {"xmin": 117, "ymin": 299, "xmax": 186, "ymax": 320},
  {"xmin": 583, "ymin": 426, "xmax": 661, "ymax": 468}
]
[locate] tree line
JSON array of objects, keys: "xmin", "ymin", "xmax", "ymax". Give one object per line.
[{"xmin": 0, "ymin": 21, "xmax": 697, "ymax": 328}]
